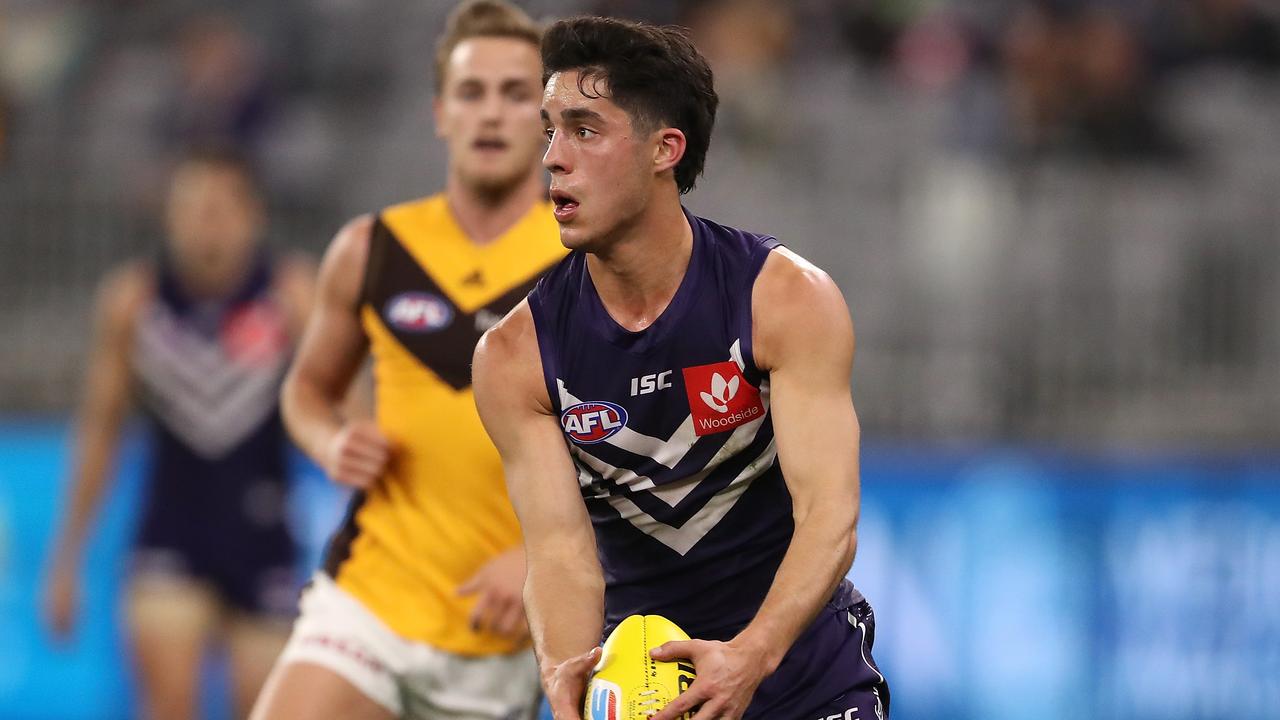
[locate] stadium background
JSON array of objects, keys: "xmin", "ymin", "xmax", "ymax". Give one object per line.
[{"xmin": 1, "ymin": 0, "xmax": 1278, "ymax": 718}]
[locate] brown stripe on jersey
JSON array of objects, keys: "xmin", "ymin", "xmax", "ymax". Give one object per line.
[
  {"xmin": 357, "ymin": 217, "xmax": 393, "ymax": 311},
  {"xmin": 322, "ymin": 490, "xmax": 367, "ymax": 579},
  {"xmin": 363, "ymin": 229, "xmax": 548, "ymax": 390}
]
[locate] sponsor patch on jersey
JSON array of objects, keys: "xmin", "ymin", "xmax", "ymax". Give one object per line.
[
  {"xmin": 221, "ymin": 303, "xmax": 288, "ymax": 367},
  {"xmin": 682, "ymin": 361, "xmax": 764, "ymax": 436},
  {"xmin": 562, "ymin": 401, "xmax": 628, "ymax": 444},
  {"xmin": 384, "ymin": 292, "xmax": 454, "ymax": 333},
  {"xmin": 585, "ymin": 679, "xmax": 621, "ymax": 720}
]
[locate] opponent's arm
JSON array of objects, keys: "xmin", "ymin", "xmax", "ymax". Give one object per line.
[
  {"xmin": 474, "ymin": 303, "xmax": 604, "ymax": 719},
  {"xmin": 652, "ymin": 248, "xmax": 860, "ymax": 720},
  {"xmin": 45, "ymin": 265, "xmax": 147, "ymax": 640},
  {"xmin": 280, "ymin": 215, "xmax": 390, "ymax": 489}
]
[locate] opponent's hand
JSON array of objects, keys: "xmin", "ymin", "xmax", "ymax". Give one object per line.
[
  {"xmin": 323, "ymin": 419, "xmax": 391, "ymax": 489},
  {"xmin": 43, "ymin": 557, "xmax": 80, "ymax": 642},
  {"xmin": 544, "ymin": 646, "xmax": 601, "ymax": 720},
  {"xmin": 457, "ymin": 547, "xmax": 529, "ymax": 640},
  {"xmin": 649, "ymin": 639, "xmax": 770, "ymax": 720}
]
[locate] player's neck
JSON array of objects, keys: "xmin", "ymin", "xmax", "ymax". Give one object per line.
[
  {"xmin": 586, "ymin": 196, "xmax": 692, "ymax": 333},
  {"xmin": 172, "ymin": 254, "xmax": 253, "ymax": 301},
  {"xmin": 444, "ymin": 170, "xmax": 544, "ymax": 246}
]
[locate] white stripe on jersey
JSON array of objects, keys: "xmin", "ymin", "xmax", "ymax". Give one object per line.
[
  {"xmin": 605, "ymin": 438, "xmax": 777, "ymax": 555},
  {"xmin": 558, "ymin": 379, "xmax": 698, "ymax": 470},
  {"xmin": 561, "ymin": 340, "xmax": 776, "ymax": 555},
  {"xmin": 131, "ymin": 302, "xmax": 287, "ymax": 459}
]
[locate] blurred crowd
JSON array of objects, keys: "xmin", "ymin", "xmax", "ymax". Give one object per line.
[
  {"xmin": 2, "ymin": 0, "xmax": 1278, "ymax": 445},
  {"xmin": 4, "ymin": 0, "xmax": 1278, "ymax": 187}
]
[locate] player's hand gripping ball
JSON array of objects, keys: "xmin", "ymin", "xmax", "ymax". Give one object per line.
[{"xmin": 584, "ymin": 615, "xmax": 696, "ymax": 720}]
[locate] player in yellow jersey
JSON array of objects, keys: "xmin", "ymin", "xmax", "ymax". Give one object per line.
[{"xmin": 249, "ymin": 2, "xmax": 563, "ymax": 719}]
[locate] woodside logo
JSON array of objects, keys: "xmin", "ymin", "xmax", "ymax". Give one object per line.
[{"xmin": 682, "ymin": 361, "xmax": 764, "ymax": 436}]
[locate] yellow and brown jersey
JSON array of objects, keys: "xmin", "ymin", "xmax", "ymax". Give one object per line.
[{"xmin": 325, "ymin": 194, "xmax": 565, "ymax": 656}]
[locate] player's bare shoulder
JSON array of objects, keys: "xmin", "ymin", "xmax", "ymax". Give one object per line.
[
  {"xmin": 474, "ymin": 299, "xmax": 539, "ymax": 378},
  {"xmin": 272, "ymin": 251, "xmax": 319, "ymax": 338},
  {"xmin": 274, "ymin": 251, "xmax": 318, "ymax": 298},
  {"xmin": 96, "ymin": 261, "xmax": 154, "ymax": 336},
  {"xmin": 474, "ymin": 300, "xmax": 552, "ymax": 414},
  {"xmin": 323, "ymin": 214, "xmax": 376, "ymax": 277},
  {"xmin": 315, "ymin": 213, "xmax": 376, "ymax": 308},
  {"xmin": 751, "ymin": 246, "xmax": 854, "ymax": 372}
]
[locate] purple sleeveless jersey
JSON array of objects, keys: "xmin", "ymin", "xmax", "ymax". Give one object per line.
[
  {"xmin": 528, "ymin": 211, "xmax": 889, "ymax": 717},
  {"xmin": 131, "ymin": 253, "xmax": 297, "ymax": 617}
]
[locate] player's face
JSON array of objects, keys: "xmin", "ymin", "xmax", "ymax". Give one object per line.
[
  {"xmin": 166, "ymin": 163, "xmax": 263, "ymax": 289},
  {"xmin": 541, "ymin": 70, "xmax": 655, "ymax": 252},
  {"xmin": 435, "ymin": 37, "xmax": 544, "ymax": 195}
]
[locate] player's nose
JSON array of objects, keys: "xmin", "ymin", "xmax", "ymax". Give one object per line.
[
  {"xmin": 480, "ymin": 93, "xmax": 505, "ymax": 122},
  {"xmin": 543, "ymin": 131, "xmax": 569, "ymax": 174}
]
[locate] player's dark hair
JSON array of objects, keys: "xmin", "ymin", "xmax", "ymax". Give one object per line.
[
  {"xmin": 542, "ymin": 16, "xmax": 718, "ymax": 194},
  {"xmin": 435, "ymin": 0, "xmax": 543, "ymax": 94}
]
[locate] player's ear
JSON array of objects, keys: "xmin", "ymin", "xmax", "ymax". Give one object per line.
[{"xmin": 653, "ymin": 127, "xmax": 686, "ymax": 176}]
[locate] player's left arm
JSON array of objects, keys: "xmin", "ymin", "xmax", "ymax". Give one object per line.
[{"xmin": 651, "ymin": 247, "xmax": 860, "ymax": 720}]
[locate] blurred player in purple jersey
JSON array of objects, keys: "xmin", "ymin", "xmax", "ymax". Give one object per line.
[
  {"xmin": 474, "ymin": 16, "xmax": 889, "ymax": 720},
  {"xmin": 44, "ymin": 147, "xmax": 315, "ymax": 720}
]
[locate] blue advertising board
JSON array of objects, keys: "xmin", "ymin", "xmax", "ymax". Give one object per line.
[{"xmin": 1, "ymin": 422, "xmax": 1277, "ymax": 719}]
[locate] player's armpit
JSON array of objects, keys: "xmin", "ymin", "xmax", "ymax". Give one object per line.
[{"xmin": 473, "ymin": 302, "xmax": 605, "ymax": 678}]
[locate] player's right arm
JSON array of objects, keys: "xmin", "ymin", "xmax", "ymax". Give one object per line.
[
  {"xmin": 45, "ymin": 263, "xmax": 148, "ymax": 640},
  {"xmin": 473, "ymin": 302, "xmax": 604, "ymax": 719},
  {"xmin": 280, "ymin": 215, "xmax": 390, "ymax": 489}
]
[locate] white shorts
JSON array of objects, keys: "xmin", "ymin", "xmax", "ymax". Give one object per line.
[{"xmin": 277, "ymin": 573, "xmax": 541, "ymax": 719}]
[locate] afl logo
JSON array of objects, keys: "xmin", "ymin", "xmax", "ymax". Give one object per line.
[
  {"xmin": 385, "ymin": 292, "xmax": 453, "ymax": 333},
  {"xmin": 561, "ymin": 401, "xmax": 628, "ymax": 445}
]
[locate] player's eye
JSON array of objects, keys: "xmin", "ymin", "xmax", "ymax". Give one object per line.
[
  {"xmin": 575, "ymin": 127, "xmax": 596, "ymax": 139},
  {"xmin": 544, "ymin": 128, "xmax": 555, "ymax": 142},
  {"xmin": 455, "ymin": 81, "xmax": 484, "ymax": 100}
]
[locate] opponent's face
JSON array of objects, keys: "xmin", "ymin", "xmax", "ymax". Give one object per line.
[
  {"xmin": 435, "ymin": 37, "xmax": 545, "ymax": 195},
  {"xmin": 166, "ymin": 163, "xmax": 263, "ymax": 288},
  {"xmin": 541, "ymin": 70, "xmax": 656, "ymax": 252}
]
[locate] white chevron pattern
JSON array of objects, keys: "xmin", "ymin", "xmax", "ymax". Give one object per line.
[
  {"xmin": 131, "ymin": 302, "xmax": 288, "ymax": 459},
  {"xmin": 563, "ymin": 339, "xmax": 775, "ymax": 554}
]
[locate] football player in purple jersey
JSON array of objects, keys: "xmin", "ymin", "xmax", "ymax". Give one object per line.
[
  {"xmin": 475, "ymin": 15, "xmax": 888, "ymax": 720},
  {"xmin": 44, "ymin": 147, "xmax": 315, "ymax": 720}
]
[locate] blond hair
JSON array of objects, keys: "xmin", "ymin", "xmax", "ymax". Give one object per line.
[{"xmin": 434, "ymin": 0, "xmax": 542, "ymax": 93}]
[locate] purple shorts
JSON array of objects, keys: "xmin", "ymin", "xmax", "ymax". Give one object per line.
[{"xmin": 744, "ymin": 582, "xmax": 890, "ymax": 719}]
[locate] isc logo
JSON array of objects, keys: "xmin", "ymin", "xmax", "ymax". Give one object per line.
[
  {"xmin": 585, "ymin": 679, "xmax": 621, "ymax": 720},
  {"xmin": 630, "ymin": 371, "xmax": 673, "ymax": 397},
  {"xmin": 561, "ymin": 401, "xmax": 628, "ymax": 444},
  {"xmin": 384, "ymin": 292, "xmax": 453, "ymax": 333}
]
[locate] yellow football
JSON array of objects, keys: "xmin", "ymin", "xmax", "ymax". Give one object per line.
[{"xmin": 583, "ymin": 615, "xmax": 697, "ymax": 720}]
